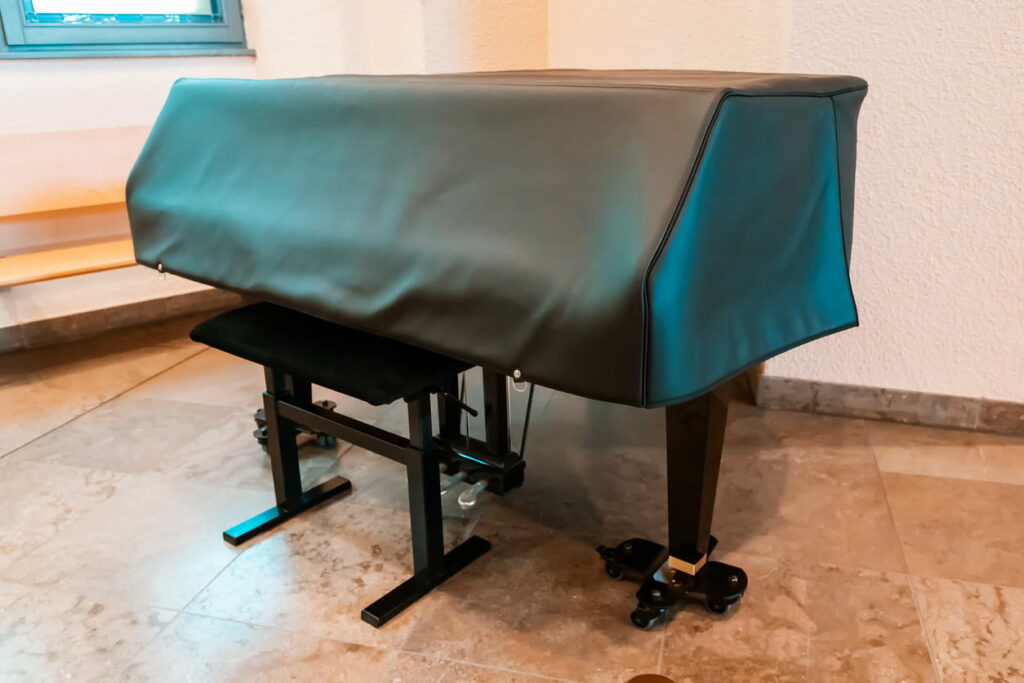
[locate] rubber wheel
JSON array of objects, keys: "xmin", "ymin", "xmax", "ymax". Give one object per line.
[
  {"xmin": 604, "ymin": 563, "xmax": 624, "ymax": 581},
  {"xmin": 316, "ymin": 434, "xmax": 337, "ymax": 449},
  {"xmin": 630, "ymin": 609, "xmax": 658, "ymax": 630},
  {"xmin": 253, "ymin": 428, "xmax": 269, "ymax": 452},
  {"xmin": 705, "ymin": 598, "xmax": 730, "ymax": 614}
]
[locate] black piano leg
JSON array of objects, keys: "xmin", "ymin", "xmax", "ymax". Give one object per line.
[
  {"xmin": 224, "ymin": 369, "xmax": 352, "ymax": 545},
  {"xmin": 597, "ymin": 379, "xmax": 748, "ymax": 629}
]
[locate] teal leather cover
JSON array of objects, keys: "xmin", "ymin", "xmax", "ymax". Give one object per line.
[{"xmin": 127, "ymin": 69, "xmax": 867, "ymax": 407}]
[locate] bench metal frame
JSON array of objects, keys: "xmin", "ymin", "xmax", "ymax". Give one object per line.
[{"xmin": 223, "ymin": 365, "xmax": 522, "ymax": 628}]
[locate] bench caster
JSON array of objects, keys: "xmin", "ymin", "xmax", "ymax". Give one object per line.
[{"xmin": 253, "ymin": 401, "xmax": 338, "ymax": 452}]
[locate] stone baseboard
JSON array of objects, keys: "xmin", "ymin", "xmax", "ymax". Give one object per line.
[
  {"xmin": 757, "ymin": 376, "xmax": 1024, "ymax": 436},
  {"xmin": 0, "ymin": 287, "xmax": 242, "ymax": 353}
]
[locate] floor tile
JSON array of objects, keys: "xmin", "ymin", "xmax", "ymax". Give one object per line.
[
  {"xmin": 912, "ymin": 575, "xmax": 1024, "ymax": 681},
  {"xmin": 385, "ymin": 652, "xmax": 564, "ymax": 682},
  {"xmin": 1, "ymin": 476, "xmax": 268, "ymax": 610},
  {"xmin": 126, "ymin": 348, "xmax": 267, "ymax": 409},
  {"xmin": 725, "ymin": 403, "xmax": 874, "ymax": 454},
  {"xmin": 0, "ymin": 332, "xmax": 201, "ymax": 457},
  {"xmin": 0, "ymin": 312, "xmax": 202, "ymax": 384},
  {"xmin": 0, "ymin": 459, "xmax": 126, "ymax": 573},
  {"xmin": 6, "ymin": 318, "xmax": 1023, "ymax": 682},
  {"xmin": 803, "ymin": 564, "xmax": 935, "ymax": 681},
  {"xmin": 161, "ymin": 405, "xmax": 342, "ymax": 491},
  {"xmin": 187, "ymin": 498, "xmax": 475, "ymax": 650},
  {"xmin": 660, "ymin": 553, "xmax": 934, "ymax": 682},
  {"xmin": 0, "ymin": 579, "xmax": 176, "ymax": 683},
  {"xmin": 869, "ymin": 420, "xmax": 1024, "ymax": 486},
  {"xmin": 478, "ymin": 392, "xmax": 672, "ymax": 544},
  {"xmin": 882, "ymin": 472, "xmax": 1024, "ymax": 588},
  {"xmin": 120, "ymin": 612, "xmax": 394, "ymax": 682},
  {"xmin": 7, "ymin": 395, "xmax": 237, "ymax": 474},
  {"xmin": 402, "ymin": 522, "xmax": 661, "ymax": 682},
  {"xmin": 712, "ymin": 417, "xmax": 906, "ymax": 573}
]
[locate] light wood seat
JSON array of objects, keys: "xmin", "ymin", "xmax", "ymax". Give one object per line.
[{"xmin": 0, "ymin": 239, "xmax": 135, "ymax": 288}]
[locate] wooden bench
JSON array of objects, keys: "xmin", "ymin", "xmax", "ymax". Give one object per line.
[{"xmin": 0, "ymin": 239, "xmax": 134, "ymax": 288}]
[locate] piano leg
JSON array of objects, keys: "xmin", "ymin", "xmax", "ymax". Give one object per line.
[
  {"xmin": 597, "ymin": 378, "xmax": 748, "ymax": 629},
  {"xmin": 432, "ymin": 369, "xmax": 526, "ymax": 494}
]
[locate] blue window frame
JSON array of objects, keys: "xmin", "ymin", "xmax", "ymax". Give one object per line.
[{"xmin": 0, "ymin": 0, "xmax": 251, "ymax": 58}]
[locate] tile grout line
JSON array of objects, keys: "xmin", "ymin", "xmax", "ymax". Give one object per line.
[
  {"xmin": 112, "ymin": 604, "xmax": 190, "ymax": 679},
  {"xmin": 392, "ymin": 646, "xmax": 577, "ymax": 682},
  {"xmin": 0, "ymin": 345, "xmax": 208, "ymax": 463},
  {"xmin": 864, "ymin": 428, "xmax": 945, "ymax": 683},
  {"xmin": 655, "ymin": 626, "xmax": 667, "ymax": 674},
  {"xmin": 166, "ymin": 607, "xmax": 577, "ymax": 682},
  {"xmin": 174, "ymin": 547, "xmax": 247, "ymax": 619}
]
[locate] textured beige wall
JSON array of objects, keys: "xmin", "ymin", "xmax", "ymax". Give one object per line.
[
  {"xmin": 548, "ymin": 0, "xmax": 789, "ymax": 71},
  {"xmin": 423, "ymin": 0, "xmax": 547, "ymax": 72},
  {"xmin": 770, "ymin": 1, "xmax": 1024, "ymax": 402},
  {"xmin": 243, "ymin": 0, "xmax": 547, "ymax": 77},
  {"xmin": 243, "ymin": 0, "xmax": 426, "ymax": 77},
  {"xmin": 547, "ymin": 0, "xmax": 1024, "ymax": 403}
]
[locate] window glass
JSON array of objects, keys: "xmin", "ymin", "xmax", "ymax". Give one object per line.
[{"xmin": 23, "ymin": 0, "xmax": 221, "ymax": 24}]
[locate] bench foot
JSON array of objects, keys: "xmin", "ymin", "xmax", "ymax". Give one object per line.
[
  {"xmin": 223, "ymin": 475, "xmax": 352, "ymax": 546},
  {"xmin": 361, "ymin": 535, "xmax": 491, "ymax": 628}
]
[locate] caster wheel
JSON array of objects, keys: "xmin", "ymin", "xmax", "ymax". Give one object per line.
[
  {"xmin": 316, "ymin": 433, "xmax": 337, "ymax": 449},
  {"xmin": 254, "ymin": 408, "xmax": 267, "ymax": 430},
  {"xmin": 705, "ymin": 598, "xmax": 730, "ymax": 614},
  {"xmin": 605, "ymin": 563, "xmax": 624, "ymax": 580},
  {"xmin": 630, "ymin": 608, "xmax": 659, "ymax": 630},
  {"xmin": 253, "ymin": 427, "xmax": 270, "ymax": 453}
]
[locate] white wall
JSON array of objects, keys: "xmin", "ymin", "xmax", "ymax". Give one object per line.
[
  {"xmin": 548, "ymin": 0, "xmax": 1024, "ymax": 403},
  {"xmin": 242, "ymin": 0, "xmax": 426, "ymax": 78},
  {"xmin": 772, "ymin": 1, "xmax": 1024, "ymax": 403},
  {"xmin": 548, "ymin": 0, "xmax": 788, "ymax": 72}
]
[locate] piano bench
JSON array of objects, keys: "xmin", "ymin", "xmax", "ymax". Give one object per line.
[
  {"xmin": 190, "ymin": 302, "xmax": 473, "ymax": 406},
  {"xmin": 188, "ymin": 302, "xmax": 489, "ymax": 628}
]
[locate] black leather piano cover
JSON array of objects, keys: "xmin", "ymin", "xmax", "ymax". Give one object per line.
[{"xmin": 127, "ymin": 69, "xmax": 867, "ymax": 407}]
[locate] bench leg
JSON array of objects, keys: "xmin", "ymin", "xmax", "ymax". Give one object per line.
[
  {"xmin": 223, "ymin": 370, "xmax": 351, "ymax": 546},
  {"xmin": 361, "ymin": 392, "xmax": 491, "ymax": 627}
]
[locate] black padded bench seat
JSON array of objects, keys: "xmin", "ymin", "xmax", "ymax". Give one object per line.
[{"xmin": 190, "ymin": 302, "xmax": 473, "ymax": 406}]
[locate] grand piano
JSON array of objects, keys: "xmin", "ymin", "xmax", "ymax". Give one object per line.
[{"xmin": 127, "ymin": 69, "xmax": 867, "ymax": 628}]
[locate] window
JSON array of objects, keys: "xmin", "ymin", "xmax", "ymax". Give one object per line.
[{"xmin": 0, "ymin": 0, "xmax": 250, "ymax": 58}]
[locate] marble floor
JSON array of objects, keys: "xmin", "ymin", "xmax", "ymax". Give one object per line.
[{"xmin": 1, "ymin": 316, "xmax": 1022, "ymax": 682}]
